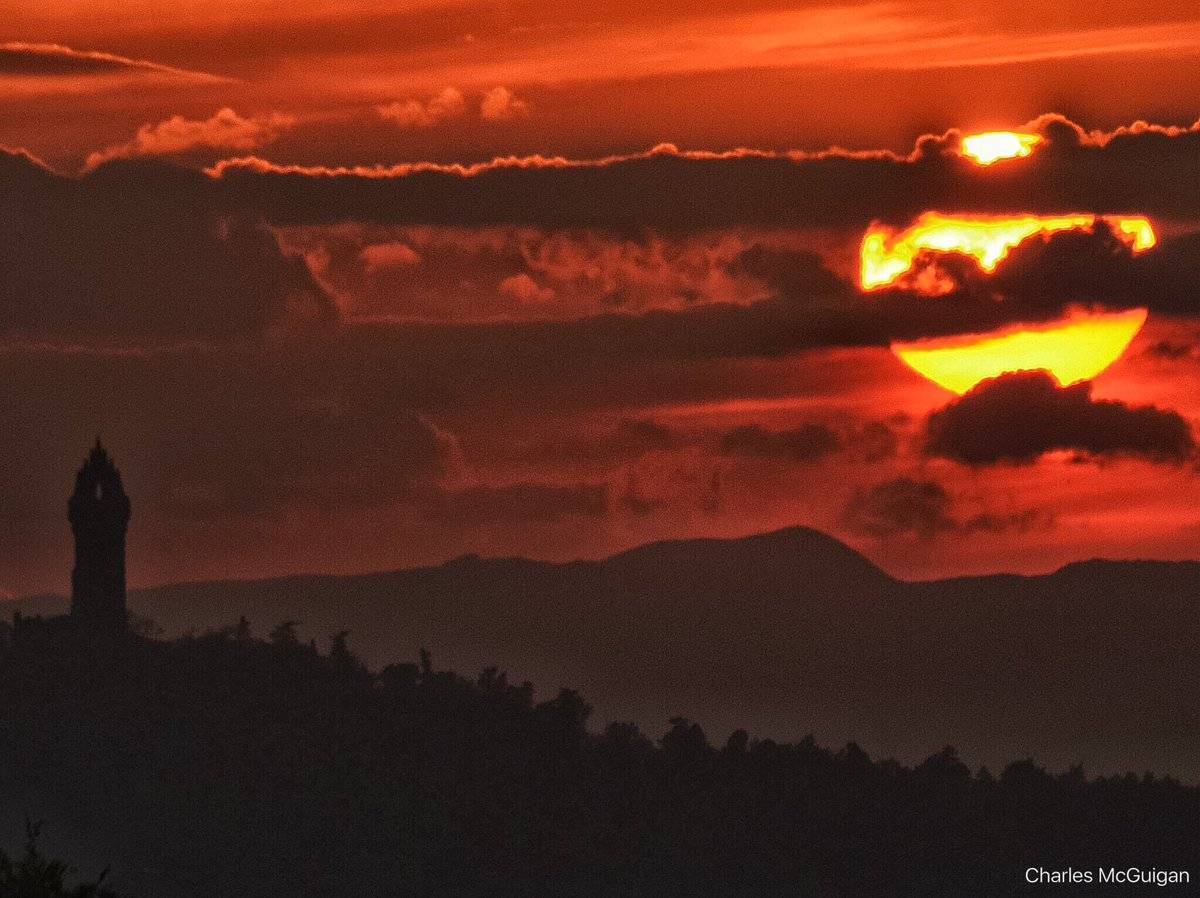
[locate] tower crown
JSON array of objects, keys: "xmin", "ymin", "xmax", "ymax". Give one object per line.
[
  {"xmin": 69, "ymin": 438, "xmax": 130, "ymax": 629},
  {"xmin": 70, "ymin": 439, "xmax": 130, "ymax": 517}
]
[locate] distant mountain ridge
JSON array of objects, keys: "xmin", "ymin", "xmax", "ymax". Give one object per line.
[{"xmin": 10, "ymin": 525, "xmax": 1200, "ymax": 779}]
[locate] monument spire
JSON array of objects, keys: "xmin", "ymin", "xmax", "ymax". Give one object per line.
[{"xmin": 68, "ymin": 438, "xmax": 131, "ymax": 630}]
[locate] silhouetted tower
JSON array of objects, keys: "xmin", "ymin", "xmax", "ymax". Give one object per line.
[{"xmin": 68, "ymin": 438, "xmax": 131, "ymax": 630}]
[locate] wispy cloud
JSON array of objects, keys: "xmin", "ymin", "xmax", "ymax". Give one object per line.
[
  {"xmin": 282, "ymin": 4, "xmax": 1200, "ymax": 97},
  {"xmin": 0, "ymin": 41, "xmax": 226, "ymax": 81}
]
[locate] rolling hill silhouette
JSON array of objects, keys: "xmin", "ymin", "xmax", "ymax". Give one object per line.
[{"xmin": 12, "ymin": 526, "xmax": 1200, "ymax": 779}]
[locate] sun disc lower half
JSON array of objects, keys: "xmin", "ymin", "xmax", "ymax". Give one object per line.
[{"xmin": 891, "ymin": 308, "xmax": 1148, "ymax": 395}]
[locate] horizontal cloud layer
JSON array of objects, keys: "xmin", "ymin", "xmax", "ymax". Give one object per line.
[
  {"xmin": 11, "ymin": 128, "xmax": 1200, "ymax": 364},
  {"xmin": 200, "ymin": 116, "xmax": 1200, "ymax": 231}
]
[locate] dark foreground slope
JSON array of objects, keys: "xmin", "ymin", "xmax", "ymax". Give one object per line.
[
  {"xmin": 13, "ymin": 526, "xmax": 1200, "ymax": 777},
  {"xmin": 0, "ymin": 626, "xmax": 1196, "ymax": 897}
]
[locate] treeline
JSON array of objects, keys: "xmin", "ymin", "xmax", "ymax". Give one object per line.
[{"xmin": 0, "ymin": 617, "xmax": 1195, "ymax": 896}]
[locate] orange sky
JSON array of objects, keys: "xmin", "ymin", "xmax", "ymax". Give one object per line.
[
  {"xmin": 6, "ymin": 1, "xmax": 1200, "ymax": 165},
  {"xmin": 3, "ymin": 1, "xmax": 1200, "ymax": 594}
]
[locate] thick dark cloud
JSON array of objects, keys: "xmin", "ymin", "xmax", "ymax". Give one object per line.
[
  {"xmin": 0, "ymin": 153, "xmax": 335, "ymax": 345},
  {"xmin": 719, "ymin": 423, "xmax": 840, "ymax": 462},
  {"xmin": 845, "ymin": 477, "xmax": 1046, "ymax": 539},
  {"xmin": 985, "ymin": 223, "xmax": 1200, "ymax": 317},
  {"xmin": 202, "ymin": 116, "xmax": 1200, "ymax": 231},
  {"xmin": 925, "ymin": 372, "xmax": 1195, "ymax": 465}
]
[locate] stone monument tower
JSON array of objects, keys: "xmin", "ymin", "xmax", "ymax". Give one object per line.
[{"xmin": 68, "ymin": 438, "xmax": 131, "ymax": 630}]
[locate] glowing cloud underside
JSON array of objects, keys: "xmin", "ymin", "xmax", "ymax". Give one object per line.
[
  {"xmin": 960, "ymin": 131, "xmax": 1041, "ymax": 165},
  {"xmin": 860, "ymin": 213, "xmax": 1157, "ymax": 291},
  {"xmin": 892, "ymin": 308, "xmax": 1148, "ymax": 395}
]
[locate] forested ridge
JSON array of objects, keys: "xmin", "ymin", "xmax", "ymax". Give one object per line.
[{"xmin": 0, "ymin": 617, "xmax": 1195, "ymax": 896}]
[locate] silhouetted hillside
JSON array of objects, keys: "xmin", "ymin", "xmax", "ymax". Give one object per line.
[
  {"xmin": 11, "ymin": 526, "xmax": 1200, "ymax": 778},
  {"xmin": 0, "ymin": 625, "xmax": 1195, "ymax": 896}
]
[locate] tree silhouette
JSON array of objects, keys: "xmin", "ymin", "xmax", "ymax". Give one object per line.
[
  {"xmin": 0, "ymin": 823, "xmax": 115, "ymax": 898},
  {"xmin": 0, "ymin": 618, "xmax": 1196, "ymax": 895}
]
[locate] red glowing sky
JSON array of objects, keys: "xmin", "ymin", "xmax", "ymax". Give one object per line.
[
  {"xmin": 3, "ymin": 1, "xmax": 1200, "ymax": 594},
  {"xmin": 6, "ymin": 1, "xmax": 1200, "ymax": 166}
]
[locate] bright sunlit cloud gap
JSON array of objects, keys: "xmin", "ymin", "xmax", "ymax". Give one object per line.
[
  {"xmin": 860, "ymin": 212, "xmax": 1156, "ymax": 291},
  {"xmin": 960, "ymin": 131, "xmax": 1041, "ymax": 165}
]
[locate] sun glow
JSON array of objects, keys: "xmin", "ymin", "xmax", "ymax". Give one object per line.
[
  {"xmin": 859, "ymin": 212, "xmax": 1157, "ymax": 291},
  {"xmin": 892, "ymin": 307, "xmax": 1148, "ymax": 394},
  {"xmin": 960, "ymin": 131, "xmax": 1041, "ymax": 165}
]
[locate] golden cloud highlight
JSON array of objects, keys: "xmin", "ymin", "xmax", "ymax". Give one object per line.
[
  {"xmin": 86, "ymin": 108, "xmax": 295, "ymax": 169},
  {"xmin": 960, "ymin": 131, "xmax": 1041, "ymax": 165},
  {"xmin": 859, "ymin": 212, "xmax": 1156, "ymax": 291}
]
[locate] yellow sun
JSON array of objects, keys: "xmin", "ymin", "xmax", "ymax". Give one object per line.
[
  {"xmin": 892, "ymin": 308, "xmax": 1148, "ymax": 394},
  {"xmin": 960, "ymin": 131, "xmax": 1042, "ymax": 165},
  {"xmin": 848, "ymin": 129, "xmax": 1159, "ymax": 394}
]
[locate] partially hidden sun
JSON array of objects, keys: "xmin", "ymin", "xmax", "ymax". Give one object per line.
[
  {"xmin": 860, "ymin": 212, "xmax": 1156, "ymax": 291},
  {"xmin": 960, "ymin": 131, "xmax": 1041, "ymax": 165},
  {"xmin": 892, "ymin": 307, "xmax": 1148, "ymax": 395},
  {"xmin": 858, "ymin": 211, "xmax": 1158, "ymax": 394}
]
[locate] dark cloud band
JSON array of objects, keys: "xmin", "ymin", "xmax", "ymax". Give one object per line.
[{"xmin": 200, "ymin": 116, "xmax": 1200, "ymax": 231}]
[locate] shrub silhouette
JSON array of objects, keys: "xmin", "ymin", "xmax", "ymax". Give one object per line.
[{"xmin": 0, "ymin": 822, "xmax": 115, "ymax": 898}]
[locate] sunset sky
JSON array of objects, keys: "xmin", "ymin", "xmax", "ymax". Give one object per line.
[{"xmin": 5, "ymin": 0, "xmax": 1200, "ymax": 596}]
